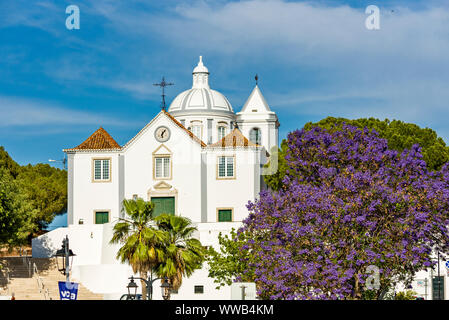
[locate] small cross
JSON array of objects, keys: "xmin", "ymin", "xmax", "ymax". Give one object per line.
[
  {"xmin": 255, "ymin": 74, "xmax": 259, "ymax": 85},
  {"xmin": 154, "ymin": 77, "xmax": 174, "ymax": 111}
]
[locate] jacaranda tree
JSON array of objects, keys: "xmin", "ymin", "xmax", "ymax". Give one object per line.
[
  {"xmin": 265, "ymin": 118, "xmax": 449, "ymax": 191},
  {"xmin": 240, "ymin": 125, "xmax": 449, "ymax": 300}
]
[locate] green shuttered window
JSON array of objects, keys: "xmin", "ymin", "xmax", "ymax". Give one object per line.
[
  {"xmin": 218, "ymin": 209, "xmax": 232, "ymax": 222},
  {"xmin": 151, "ymin": 197, "xmax": 175, "ymax": 217},
  {"xmin": 95, "ymin": 211, "xmax": 109, "ymax": 224}
]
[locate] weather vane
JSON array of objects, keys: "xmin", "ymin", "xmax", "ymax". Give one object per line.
[
  {"xmin": 255, "ymin": 74, "xmax": 259, "ymax": 85},
  {"xmin": 153, "ymin": 76, "xmax": 174, "ymax": 111}
]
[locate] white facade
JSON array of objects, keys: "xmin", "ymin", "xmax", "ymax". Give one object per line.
[{"xmin": 32, "ymin": 57, "xmax": 278, "ymax": 300}]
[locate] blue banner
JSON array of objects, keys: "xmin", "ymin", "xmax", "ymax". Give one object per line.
[{"xmin": 58, "ymin": 281, "xmax": 79, "ymax": 300}]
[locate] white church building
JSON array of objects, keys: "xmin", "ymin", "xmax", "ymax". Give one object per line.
[{"xmin": 32, "ymin": 56, "xmax": 279, "ymax": 300}]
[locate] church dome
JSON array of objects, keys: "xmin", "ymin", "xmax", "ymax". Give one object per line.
[{"xmin": 168, "ymin": 56, "xmax": 234, "ymax": 116}]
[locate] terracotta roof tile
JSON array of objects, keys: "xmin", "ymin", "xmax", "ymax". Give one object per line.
[
  {"xmin": 65, "ymin": 127, "xmax": 121, "ymax": 151},
  {"xmin": 208, "ymin": 128, "xmax": 259, "ymax": 148}
]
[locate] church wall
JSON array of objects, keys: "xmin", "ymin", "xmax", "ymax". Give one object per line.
[
  {"xmin": 205, "ymin": 149, "xmax": 258, "ymax": 223},
  {"xmin": 122, "ymin": 115, "xmax": 204, "ymax": 223},
  {"xmin": 70, "ymin": 152, "xmax": 121, "ymax": 226}
]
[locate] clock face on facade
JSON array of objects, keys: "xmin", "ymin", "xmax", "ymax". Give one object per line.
[{"xmin": 155, "ymin": 126, "xmax": 171, "ymax": 142}]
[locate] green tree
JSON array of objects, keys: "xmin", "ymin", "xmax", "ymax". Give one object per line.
[
  {"xmin": 265, "ymin": 117, "xmax": 449, "ymax": 190},
  {"xmin": 0, "ymin": 146, "xmax": 67, "ymax": 239},
  {"xmin": 153, "ymin": 214, "xmax": 205, "ymax": 293},
  {"xmin": 110, "ymin": 198, "xmax": 167, "ymax": 300},
  {"xmin": 17, "ymin": 164, "xmax": 67, "ymax": 230},
  {"xmin": 0, "ymin": 147, "xmax": 20, "ymax": 178},
  {"xmin": 304, "ymin": 117, "xmax": 449, "ymax": 171},
  {"xmin": 206, "ymin": 228, "xmax": 255, "ymax": 289},
  {"xmin": 395, "ymin": 290, "xmax": 418, "ymax": 300},
  {"xmin": 0, "ymin": 168, "xmax": 36, "ymax": 248},
  {"xmin": 263, "ymin": 140, "xmax": 289, "ymax": 191}
]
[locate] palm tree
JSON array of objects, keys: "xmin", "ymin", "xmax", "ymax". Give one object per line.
[
  {"xmin": 110, "ymin": 198, "xmax": 167, "ymax": 300},
  {"xmin": 153, "ymin": 214, "xmax": 205, "ymax": 296}
]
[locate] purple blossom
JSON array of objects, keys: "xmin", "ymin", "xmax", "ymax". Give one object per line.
[{"xmin": 239, "ymin": 125, "xmax": 449, "ymax": 300}]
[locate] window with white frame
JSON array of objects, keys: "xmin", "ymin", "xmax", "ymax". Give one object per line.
[
  {"xmin": 93, "ymin": 159, "xmax": 110, "ymax": 181},
  {"xmin": 249, "ymin": 128, "xmax": 262, "ymax": 145},
  {"xmin": 154, "ymin": 156, "xmax": 171, "ymax": 179},
  {"xmin": 191, "ymin": 122, "xmax": 202, "ymax": 140},
  {"xmin": 217, "ymin": 125, "xmax": 227, "ymax": 141},
  {"xmin": 217, "ymin": 156, "xmax": 235, "ymax": 179}
]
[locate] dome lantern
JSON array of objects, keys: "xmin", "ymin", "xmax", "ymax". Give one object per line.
[
  {"xmin": 192, "ymin": 56, "xmax": 210, "ymax": 89},
  {"xmin": 168, "ymin": 56, "xmax": 234, "ymax": 116}
]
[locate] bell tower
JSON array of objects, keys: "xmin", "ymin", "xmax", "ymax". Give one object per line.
[{"xmin": 236, "ymin": 77, "xmax": 279, "ymax": 153}]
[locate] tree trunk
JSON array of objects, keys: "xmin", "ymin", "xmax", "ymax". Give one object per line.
[
  {"xmin": 353, "ymin": 274, "xmax": 362, "ymax": 299},
  {"xmin": 140, "ymin": 271, "xmax": 148, "ymax": 300}
]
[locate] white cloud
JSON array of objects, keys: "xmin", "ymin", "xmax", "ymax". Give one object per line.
[
  {"xmin": 105, "ymin": 0, "xmax": 449, "ymax": 65},
  {"xmin": 0, "ymin": 95, "xmax": 131, "ymax": 127}
]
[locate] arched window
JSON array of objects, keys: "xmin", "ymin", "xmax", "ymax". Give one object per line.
[
  {"xmin": 191, "ymin": 121, "xmax": 202, "ymax": 140},
  {"xmin": 249, "ymin": 128, "xmax": 261, "ymax": 145},
  {"xmin": 217, "ymin": 125, "xmax": 227, "ymax": 141}
]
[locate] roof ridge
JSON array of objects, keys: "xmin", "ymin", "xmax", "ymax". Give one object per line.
[
  {"xmin": 240, "ymin": 85, "xmax": 271, "ymax": 113},
  {"xmin": 162, "ymin": 110, "xmax": 207, "ymax": 147},
  {"xmin": 208, "ymin": 127, "xmax": 260, "ymax": 148},
  {"xmin": 65, "ymin": 127, "xmax": 121, "ymax": 151}
]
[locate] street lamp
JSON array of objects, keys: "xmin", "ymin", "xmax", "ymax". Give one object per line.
[
  {"xmin": 49, "ymin": 157, "xmax": 67, "ymax": 170},
  {"xmin": 126, "ymin": 274, "xmax": 163, "ymax": 300},
  {"xmin": 53, "ymin": 235, "xmax": 75, "ymax": 282},
  {"xmin": 161, "ymin": 277, "xmax": 171, "ymax": 300},
  {"xmin": 126, "ymin": 277, "xmax": 138, "ymax": 299}
]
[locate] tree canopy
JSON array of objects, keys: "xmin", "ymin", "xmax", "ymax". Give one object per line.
[
  {"xmin": 0, "ymin": 168, "xmax": 35, "ymax": 247},
  {"xmin": 0, "ymin": 146, "xmax": 67, "ymax": 248},
  {"xmin": 265, "ymin": 117, "xmax": 449, "ymax": 191},
  {"xmin": 206, "ymin": 228, "xmax": 255, "ymax": 289}
]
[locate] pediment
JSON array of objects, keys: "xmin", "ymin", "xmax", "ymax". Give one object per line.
[
  {"xmin": 153, "ymin": 181, "xmax": 172, "ymax": 190},
  {"xmin": 121, "ymin": 111, "xmax": 206, "ymax": 152},
  {"xmin": 152, "ymin": 144, "xmax": 172, "ymax": 155}
]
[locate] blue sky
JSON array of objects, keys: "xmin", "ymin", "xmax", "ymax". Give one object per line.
[{"xmin": 1, "ymin": 0, "xmax": 449, "ymax": 166}]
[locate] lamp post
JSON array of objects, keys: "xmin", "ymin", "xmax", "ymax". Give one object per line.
[
  {"xmin": 161, "ymin": 277, "xmax": 172, "ymax": 300},
  {"xmin": 127, "ymin": 274, "xmax": 168, "ymax": 300},
  {"xmin": 53, "ymin": 235, "xmax": 75, "ymax": 282},
  {"xmin": 126, "ymin": 277, "xmax": 138, "ymax": 299}
]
